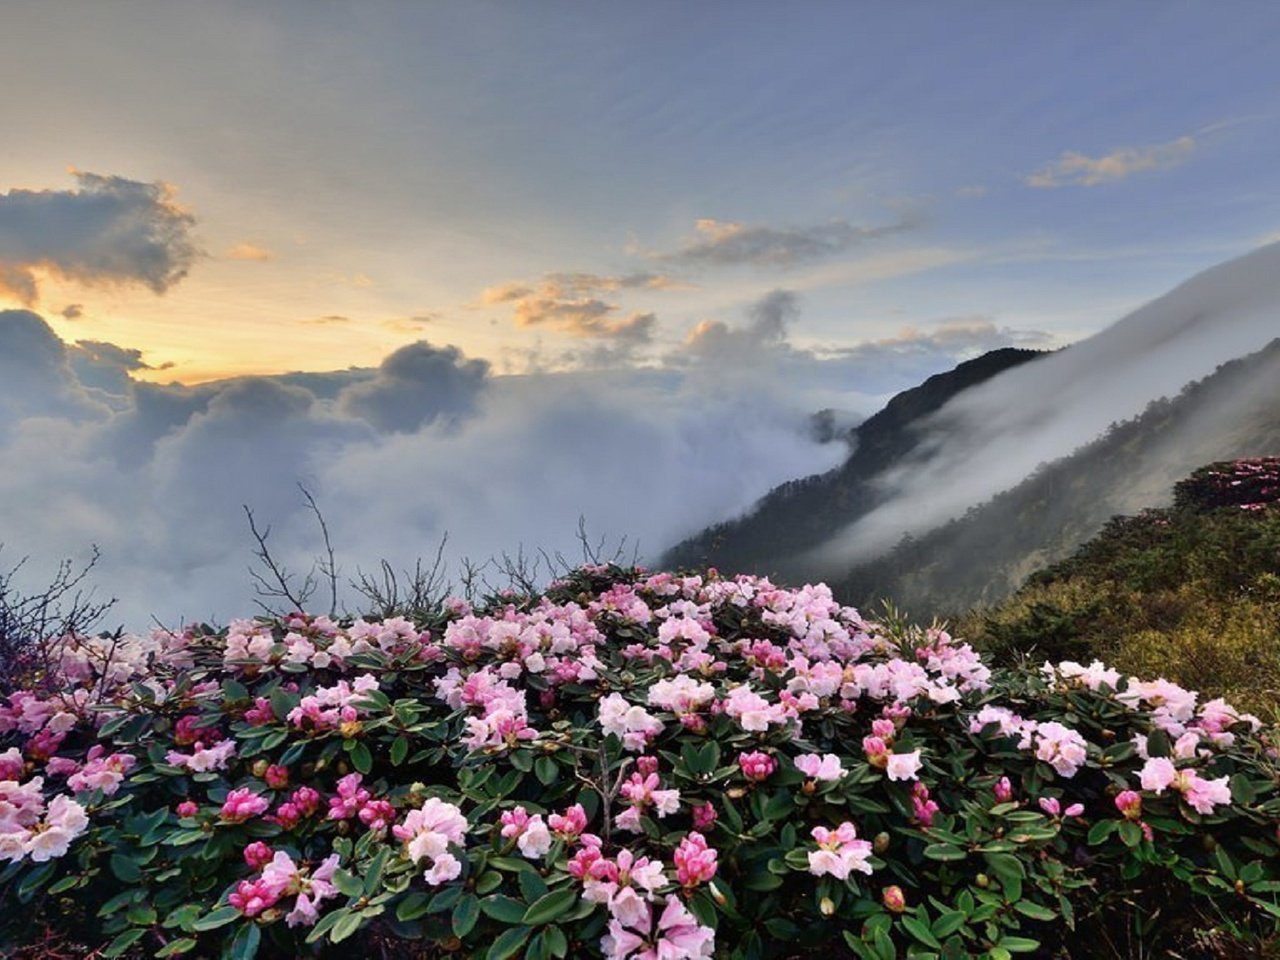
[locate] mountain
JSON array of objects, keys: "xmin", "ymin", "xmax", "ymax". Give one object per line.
[
  {"xmin": 837, "ymin": 337, "xmax": 1280, "ymax": 615},
  {"xmin": 661, "ymin": 346, "xmax": 1046, "ymax": 576}
]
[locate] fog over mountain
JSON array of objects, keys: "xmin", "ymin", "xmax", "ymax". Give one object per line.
[{"xmin": 806, "ymin": 240, "xmax": 1280, "ymax": 571}]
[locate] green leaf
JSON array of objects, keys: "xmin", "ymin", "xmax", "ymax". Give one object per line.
[
  {"xmin": 923, "ymin": 844, "xmax": 967, "ymax": 861},
  {"xmin": 127, "ymin": 903, "xmax": 158, "ymax": 926},
  {"xmin": 155, "ymin": 938, "xmax": 198, "ymax": 957},
  {"xmin": 1086, "ymin": 820, "xmax": 1117, "ymax": 845},
  {"xmin": 1117, "ymin": 820, "xmax": 1143, "ymax": 848},
  {"xmin": 487, "ymin": 925, "xmax": 533, "ymax": 960},
  {"xmin": 390, "ymin": 736, "xmax": 409, "ymax": 767},
  {"xmin": 110, "ymin": 852, "xmax": 143, "ymax": 884},
  {"xmin": 983, "ymin": 852, "xmax": 1025, "ymax": 882},
  {"xmin": 333, "ymin": 869, "xmax": 365, "ymax": 899},
  {"xmin": 522, "ymin": 888, "xmax": 578, "ymax": 926},
  {"xmin": 330, "ymin": 909, "xmax": 365, "ymax": 943},
  {"xmin": 902, "ymin": 915, "xmax": 942, "ymax": 949},
  {"xmin": 997, "ymin": 936, "xmax": 1041, "ymax": 953},
  {"xmin": 229, "ymin": 921, "xmax": 261, "ymax": 960},
  {"xmin": 931, "ymin": 910, "xmax": 967, "ymax": 938},
  {"xmin": 364, "ymin": 847, "xmax": 390, "ymax": 896},
  {"xmin": 481, "ymin": 895, "xmax": 530, "ymax": 924},
  {"xmin": 102, "ymin": 928, "xmax": 146, "ymax": 958},
  {"xmin": 396, "ymin": 892, "xmax": 431, "ymax": 922},
  {"xmin": 518, "ymin": 867, "xmax": 549, "ymax": 902},
  {"xmin": 453, "ymin": 893, "xmax": 481, "ymax": 938},
  {"xmin": 535, "ymin": 756, "xmax": 558, "ymax": 786},
  {"xmin": 350, "ymin": 741, "xmax": 373, "ymax": 774},
  {"xmin": 270, "ymin": 687, "xmax": 297, "ymax": 722},
  {"xmin": 1013, "ymin": 901, "xmax": 1056, "ymax": 922},
  {"xmin": 191, "ymin": 905, "xmax": 241, "ymax": 932}
]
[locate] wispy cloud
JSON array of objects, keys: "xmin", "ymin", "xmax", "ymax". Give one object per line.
[
  {"xmin": 659, "ymin": 215, "xmax": 919, "ymax": 269},
  {"xmin": 226, "ymin": 242, "xmax": 273, "ymax": 261},
  {"xmin": 1026, "ymin": 136, "xmax": 1196, "ymax": 188},
  {"xmin": 478, "ymin": 272, "xmax": 676, "ymax": 342},
  {"xmin": 0, "ymin": 171, "xmax": 199, "ymax": 303}
]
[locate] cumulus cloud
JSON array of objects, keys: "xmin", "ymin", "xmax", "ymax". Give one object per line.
[
  {"xmin": 478, "ymin": 272, "xmax": 676, "ymax": 342},
  {"xmin": 683, "ymin": 289, "xmax": 799, "ymax": 360},
  {"xmin": 335, "ymin": 340, "xmax": 490, "ymax": 433},
  {"xmin": 0, "ymin": 305, "xmax": 854, "ymax": 627},
  {"xmin": 660, "ymin": 215, "xmax": 918, "ymax": 269},
  {"xmin": 0, "ymin": 171, "xmax": 199, "ymax": 303},
  {"xmin": 1026, "ymin": 136, "xmax": 1196, "ymax": 188}
]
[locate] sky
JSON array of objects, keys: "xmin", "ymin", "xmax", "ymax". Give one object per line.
[{"xmin": 3, "ymin": 2, "xmax": 1280, "ymax": 625}]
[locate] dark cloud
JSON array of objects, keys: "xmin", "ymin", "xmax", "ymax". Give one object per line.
[
  {"xmin": 60, "ymin": 304, "xmax": 84, "ymax": 320},
  {"xmin": 662, "ymin": 215, "xmax": 918, "ymax": 269},
  {"xmin": 0, "ymin": 171, "xmax": 198, "ymax": 303},
  {"xmin": 336, "ymin": 340, "xmax": 490, "ymax": 433},
  {"xmin": 0, "ymin": 310, "xmax": 108, "ymax": 425}
]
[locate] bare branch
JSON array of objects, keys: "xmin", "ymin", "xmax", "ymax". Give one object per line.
[
  {"xmin": 243, "ymin": 505, "xmax": 314, "ymax": 615},
  {"xmin": 298, "ymin": 483, "xmax": 339, "ymax": 618}
]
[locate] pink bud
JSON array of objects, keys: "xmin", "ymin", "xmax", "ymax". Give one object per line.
[
  {"xmin": 243, "ymin": 841, "xmax": 273, "ymax": 870},
  {"xmin": 691, "ymin": 801, "xmax": 718, "ymax": 830},
  {"xmin": 176, "ymin": 800, "xmax": 199, "ymax": 818},
  {"xmin": 993, "ymin": 776, "xmax": 1014, "ymax": 803},
  {"xmin": 882, "ymin": 885, "xmax": 907, "ymax": 913},
  {"xmin": 737, "ymin": 751, "xmax": 776, "ymax": 782},
  {"xmin": 264, "ymin": 764, "xmax": 289, "ymax": 789},
  {"xmin": 1114, "ymin": 790, "xmax": 1142, "ymax": 821},
  {"xmin": 636, "ymin": 756, "xmax": 660, "ymax": 776}
]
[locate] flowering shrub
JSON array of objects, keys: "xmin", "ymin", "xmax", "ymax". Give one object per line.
[
  {"xmin": 1175, "ymin": 457, "xmax": 1280, "ymax": 512},
  {"xmin": 0, "ymin": 565, "xmax": 1278, "ymax": 958}
]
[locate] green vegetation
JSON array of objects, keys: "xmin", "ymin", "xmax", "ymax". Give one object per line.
[{"xmin": 962, "ymin": 459, "xmax": 1280, "ymax": 714}]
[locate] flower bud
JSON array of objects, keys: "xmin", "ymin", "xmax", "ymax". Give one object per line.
[
  {"xmin": 873, "ymin": 832, "xmax": 891, "ymax": 855},
  {"xmin": 882, "ymin": 885, "xmax": 906, "ymax": 913},
  {"xmin": 819, "ymin": 896, "xmax": 835, "ymax": 916},
  {"xmin": 250, "ymin": 759, "xmax": 270, "ymax": 779},
  {"xmin": 975, "ymin": 874, "xmax": 990, "ymax": 888}
]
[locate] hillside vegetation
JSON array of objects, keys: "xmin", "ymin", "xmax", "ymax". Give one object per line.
[{"xmin": 960, "ymin": 458, "xmax": 1280, "ymax": 714}]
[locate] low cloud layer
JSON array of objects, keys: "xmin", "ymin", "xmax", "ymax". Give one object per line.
[
  {"xmin": 1026, "ymin": 135, "xmax": 1196, "ymax": 188},
  {"xmin": 0, "ymin": 171, "xmax": 199, "ymax": 303}
]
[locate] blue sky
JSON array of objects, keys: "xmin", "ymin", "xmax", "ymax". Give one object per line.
[{"xmin": 2, "ymin": 1, "xmax": 1280, "ymax": 380}]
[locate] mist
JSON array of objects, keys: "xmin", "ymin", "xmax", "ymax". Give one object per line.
[
  {"xmin": 4, "ymin": 289, "xmax": 1024, "ymax": 629},
  {"xmin": 808, "ymin": 240, "xmax": 1280, "ymax": 571}
]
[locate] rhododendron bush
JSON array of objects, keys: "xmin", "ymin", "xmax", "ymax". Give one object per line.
[{"xmin": 1, "ymin": 565, "xmax": 1279, "ymax": 959}]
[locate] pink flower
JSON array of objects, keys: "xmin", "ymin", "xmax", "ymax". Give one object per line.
[
  {"xmin": 1136, "ymin": 758, "xmax": 1232, "ymax": 815},
  {"xmin": 862, "ymin": 736, "xmax": 889, "ymax": 769},
  {"xmin": 243, "ymin": 841, "xmax": 274, "ymax": 869},
  {"xmin": 500, "ymin": 806, "xmax": 553, "ymax": 858},
  {"xmin": 1038, "ymin": 797, "xmax": 1081, "ymax": 817},
  {"xmin": 601, "ymin": 896, "xmax": 715, "ymax": 960},
  {"xmin": 737, "ymin": 751, "xmax": 776, "ymax": 782},
  {"xmin": 993, "ymin": 776, "xmax": 1014, "ymax": 803},
  {"xmin": 1032, "ymin": 722, "xmax": 1089, "ymax": 778},
  {"xmin": 1139, "ymin": 757, "xmax": 1177, "ymax": 793},
  {"xmin": 1115, "ymin": 790, "xmax": 1142, "ymax": 820},
  {"xmin": 795, "ymin": 753, "xmax": 845, "ymax": 782},
  {"xmin": 264, "ymin": 765, "xmax": 289, "ymax": 790},
  {"xmin": 176, "ymin": 800, "xmax": 199, "ymax": 818},
  {"xmin": 674, "ymin": 832, "xmax": 718, "ymax": 887},
  {"xmin": 691, "ymin": 801, "xmax": 718, "ymax": 831},
  {"xmin": 871, "ymin": 718, "xmax": 896, "ymax": 739},
  {"xmin": 548, "ymin": 803, "xmax": 588, "ymax": 839},
  {"xmin": 886, "ymin": 751, "xmax": 922, "ymax": 782},
  {"xmin": 911, "ymin": 782, "xmax": 939, "ymax": 827},
  {"xmin": 808, "ymin": 822, "xmax": 874, "ymax": 879},
  {"xmin": 220, "ymin": 788, "xmax": 270, "ymax": 822},
  {"xmin": 393, "ymin": 797, "xmax": 468, "ymax": 884}
]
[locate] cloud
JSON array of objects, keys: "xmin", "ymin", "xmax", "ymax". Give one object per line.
[
  {"xmin": 0, "ymin": 171, "xmax": 199, "ymax": 303},
  {"xmin": 478, "ymin": 272, "xmax": 677, "ymax": 342},
  {"xmin": 60, "ymin": 303, "xmax": 84, "ymax": 320},
  {"xmin": 335, "ymin": 340, "xmax": 490, "ymax": 433},
  {"xmin": 683, "ymin": 289, "xmax": 799, "ymax": 360},
  {"xmin": 302, "ymin": 315, "xmax": 352, "ymax": 325},
  {"xmin": 660, "ymin": 215, "xmax": 918, "ymax": 269},
  {"xmin": 226, "ymin": 242, "xmax": 273, "ymax": 261},
  {"xmin": 1026, "ymin": 136, "xmax": 1196, "ymax": 188}
]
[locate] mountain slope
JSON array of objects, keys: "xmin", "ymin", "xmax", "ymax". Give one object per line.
[
  {"xmin": 837, "ymin": 337, "xmax": 1280, "ymax": 616},
  {"xmin": 958, "ymin": 458, "xmax": 1280, "ymax": 711},
  {"xmin": 661, "ymin": 347, "xmax": 1046, "ymax": 576}
]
